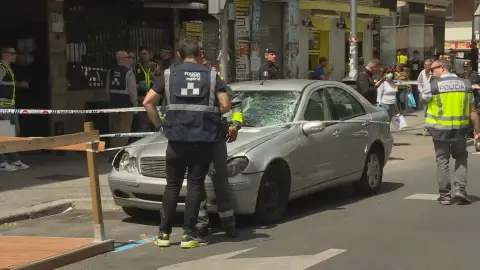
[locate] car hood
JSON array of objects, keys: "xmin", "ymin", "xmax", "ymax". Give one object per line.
[{"xmin": 126, "ymin": 126, "xmax": 288, "ymax": 158}]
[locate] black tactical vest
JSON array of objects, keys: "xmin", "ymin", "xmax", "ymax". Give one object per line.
[
  {"xmin": 108, "ymin": 65, "xmax": 131, "ymax": 108},
  {"xmin": 161, "ymin": 62, "xmax": 221, "ymax": 142},
  {"xmin": 0, "ymin": 63, "xmax": 15, "ymax": 105}
]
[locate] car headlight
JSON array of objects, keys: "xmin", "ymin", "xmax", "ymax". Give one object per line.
[
  {"xmin": 119, "ymin": 152, "xmax": 130, "ymax": 170},
  {"xmin": 226, "ymin": 157, "xmax": 249, "ymax": 177},
  {"xmin": 118, "ymin": 153, "xmax": 139, "ymax": 173}
]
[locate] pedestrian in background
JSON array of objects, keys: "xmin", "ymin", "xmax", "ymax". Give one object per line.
[
  {"xmin": 143, "ymin": 39, "xmax": 231, "ymax": 249},
  {"xmin": 409, "ymin": 50, "xmax": 423, "ymax": 110},
  {"xmin": 470, "ymin": 41, "xmax": 478, "ymax": 73},
  {"xmin": 422, "ymin": 59, "xmax": 480, "ymax": 205},
  {"xmin": 417, "ymin": 59, "xmax": 433, "ymax": 136},
  {"xmin": 313, "ymin": 57, "xmax": 333, "ymax": 80},
  {"xmin": 376, "ymin": 67, "xmax": 397, "ymax": 121},
  {"xmin": 0, "ymin": 47, "xmax": 29, "ymax": 172},
  {"xmin": 393, "ymin": 64, "xmax": 409, "ymax": 115},
  {"xmin": 105, "ymin": 51, "xmax": 137, "ymax": 159},
  {"xmin": 356, "ymin": 58, "xmax": 383, "ymax": 105}
]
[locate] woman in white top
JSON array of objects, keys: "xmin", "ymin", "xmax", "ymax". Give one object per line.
[{"xmin": 376, "ymin": 67, "xmax": 398, "ymax": 121}]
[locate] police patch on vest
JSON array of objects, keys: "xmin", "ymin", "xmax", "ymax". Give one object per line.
[
  {"xmin": 263, "ymin": 71, "xmax": 269, "ymax": 77},
  {"xmin": 438, "ymin": 80, "xmax": 466, "ymax": 93},
  {"xmin": 185, "ymin": 72, "xmax": 201, "ymax": 81},
  {"xmin": 180, "ymin": 82, "xmax": 200, "ymax": 96}
]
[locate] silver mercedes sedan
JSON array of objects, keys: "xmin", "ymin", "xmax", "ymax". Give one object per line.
[{"xmin": 108, "ymin": 79, "xmax": 393, "ymax": 224}]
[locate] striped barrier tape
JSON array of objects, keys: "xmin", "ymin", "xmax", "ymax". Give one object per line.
[{"xmin": 0, "ymin": 106, "xmax": 162, "ymax": 115}]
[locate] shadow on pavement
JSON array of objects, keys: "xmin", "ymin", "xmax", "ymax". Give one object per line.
[
  {"xmin": 279, "ymin": 181, "xmax": 404, "ymax": 224},
  {"xmin": 120, "ymin": 182, "xmax": 404, "ymax": 245},
  {"xmin": 389, "ymin": 157, "xmax": 405, "ymax": 161}
]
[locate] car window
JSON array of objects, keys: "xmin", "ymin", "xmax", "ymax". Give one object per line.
[
  {"xmin": 326, "ymin": 87, "xmax": 365, "ymax": 120},
  {"xmin": 303, "ymin": 88, "xmax": 334, "ymax": 121}
]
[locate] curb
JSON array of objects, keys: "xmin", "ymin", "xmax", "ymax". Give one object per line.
[{"xmin": 0, "ymin": 199, "xmax": 73, "ymax": 225}]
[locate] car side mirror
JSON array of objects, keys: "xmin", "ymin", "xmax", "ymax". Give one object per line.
[{"xmin": 302, "ymin": 121, "xmax": 326, "ymax": 135}]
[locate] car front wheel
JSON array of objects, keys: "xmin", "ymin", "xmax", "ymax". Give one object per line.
[
  {"xmin": 353, "ymin": 148, "xmax": 383, "ymax": 196},
  {"xmin": 254, "ymin": 163, "xmax": 290, "ymax": 224}
]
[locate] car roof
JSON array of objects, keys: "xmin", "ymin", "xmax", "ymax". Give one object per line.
[{"xmin": 228, "ymin": 79, "xmax": 339, "ymax": 92}]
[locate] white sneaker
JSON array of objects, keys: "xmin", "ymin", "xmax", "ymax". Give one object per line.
[
  {"xmin": 0, "ymin": 163, "xmax": 18, "ymax": 172},
  {"xmin": 11, "ymin": 162, "xmax": 29, "ymax": 170}
]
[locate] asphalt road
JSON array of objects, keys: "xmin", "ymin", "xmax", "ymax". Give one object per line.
[{"xmin": 3, "ymin": 147, "xmax": 480, "ymax": 270}]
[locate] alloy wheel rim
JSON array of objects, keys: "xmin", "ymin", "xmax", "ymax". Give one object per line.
[
  {"xmin": 263, "ymin": 181, "xmax": 280, "ymax": 210},
  {"xmin": 367, "ymin": 154, "xmax": 380, "ymax": 187}
]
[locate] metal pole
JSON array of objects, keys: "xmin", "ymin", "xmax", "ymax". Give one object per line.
[
  {"xmin": 348, "ymin": 0, "xmax": 358, "ymax": 79},
  {"xmin": 220, "ymin": 10, "xmax": 229, "ymax": 83}
]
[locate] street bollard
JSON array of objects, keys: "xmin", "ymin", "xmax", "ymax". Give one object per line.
[{"xmin": 84, "ymin": 122, "xmax": 106, "ymax": 242}]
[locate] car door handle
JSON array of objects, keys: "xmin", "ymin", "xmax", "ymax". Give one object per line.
[
  {"xmin": 332, "ymin": 130, "xmax": 341, "ymax": 137},
  {"xmin": 361, "ymin": 120, "xmax": 369, "ymax": 127}
]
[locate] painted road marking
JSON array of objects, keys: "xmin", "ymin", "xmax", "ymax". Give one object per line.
[
  {"xmin": 404, "ymin": 193, "xmax": 438, "ymax": 200},
  {"xmin": 113, "ymin": 236, "xmax": 157, "ymax": 252},
  {"xmin": 157, "ymin": 248, "xmax": 347, "ymax": 269}
]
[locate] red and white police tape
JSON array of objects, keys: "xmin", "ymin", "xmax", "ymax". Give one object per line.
[{"xmin": 0, "ymin": 106, "xmax": 160, "ymax": 115}]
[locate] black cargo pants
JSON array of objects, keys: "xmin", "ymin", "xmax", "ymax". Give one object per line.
[
  {"xmin": 159, "ymin": 141, "xmax": 214, "ymax": 235},
  {"xmin": 196, "ymin": 139, "xmax": 236, "ymax": 231}
]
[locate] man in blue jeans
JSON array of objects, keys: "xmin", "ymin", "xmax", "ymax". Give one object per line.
[{"xmin": 0, "ymin": 47, "xmax": 29, "ymax": 172}]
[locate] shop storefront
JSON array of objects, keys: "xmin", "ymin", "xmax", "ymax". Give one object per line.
[{"xmin": 298, "ymin": 0, "xmax": 389, "ymax": 80}]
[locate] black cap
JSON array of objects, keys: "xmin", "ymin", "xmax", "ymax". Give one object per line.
[
  {"xmin": 463, "ymin": 61, "xmax": 472, "ymax": 67},
  {"xmin": 265, "ymin": 48, "xmax": 276, "ymax": 54}
]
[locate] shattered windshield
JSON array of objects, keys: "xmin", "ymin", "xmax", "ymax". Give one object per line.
[{"xmin": 223, "ymin": 91, "xmax": 301, "ymax": 127}]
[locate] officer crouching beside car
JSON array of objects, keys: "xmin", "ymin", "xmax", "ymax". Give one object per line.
[
  {"xmin": 142, "ymin": 39, "xmax": 231, "ymax": 249},
  {"xmin": 259, "ymin": 48, "xmax": 280, "ymax": 80}
]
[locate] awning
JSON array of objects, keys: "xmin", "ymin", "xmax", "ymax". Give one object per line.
[{"xmin": 299, "ymin": 1, "xmax": 390, "ymax": 16}]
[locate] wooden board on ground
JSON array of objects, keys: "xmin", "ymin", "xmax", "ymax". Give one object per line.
[{"xmin": 0, "ymin": 236, "xmax": 114, "ymax": 270}]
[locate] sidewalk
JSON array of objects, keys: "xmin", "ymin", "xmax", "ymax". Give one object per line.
[
  {"xmin": 0, "ymin": 111, "xmax": 468, "ymax": 224},
  {"xmin": 0, "ymin": 153, "xmax": 116, "ymax": 224}
]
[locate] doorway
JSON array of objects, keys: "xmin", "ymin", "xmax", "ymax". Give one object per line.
[{"xmin": 0, "ymin": 0, "xmax": 50, "ymax": 137}]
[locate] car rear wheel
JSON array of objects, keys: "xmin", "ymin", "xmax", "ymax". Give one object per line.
[
  {"xmin": 353, "ymin": 148, "xmax": 383, "ymax": 196},
  {"xmin": 122, "ymin": 207, "xmax": 157, "ymax": 219},
  {"xmin": 254, "ymin": 163, "xmax": 290, "ymax": 224}
]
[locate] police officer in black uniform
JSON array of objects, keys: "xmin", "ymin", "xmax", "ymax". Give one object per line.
[
  {"xmin": 106, "ymin": 51, "xmax": 137, "ymax": 158},
  {"xmin": 259, "ymin": 48, "xmax": 280, "ymax": 80},
  {"xmin": 143, "ymin": 39, "xmax": 231, "ymax": 249}
]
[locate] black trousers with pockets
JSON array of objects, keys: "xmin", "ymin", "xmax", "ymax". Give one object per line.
[{"xmin": 159, "ymin": 141, "xmax": 214, "ymax": 235}]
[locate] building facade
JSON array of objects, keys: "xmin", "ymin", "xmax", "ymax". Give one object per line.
[
  {"xmin": 444, "ymin": 0, "xmax": 473, "ymax": 50},
  {"xmin": 1, "ymin": 0, "xmax": 452, "ymax": 137}
]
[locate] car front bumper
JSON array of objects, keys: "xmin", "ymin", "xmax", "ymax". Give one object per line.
[{"xmin": 108, "ymin": 169, "xmax": 262, "ymax": 214}]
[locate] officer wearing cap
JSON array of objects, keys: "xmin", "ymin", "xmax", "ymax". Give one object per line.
[
  {"xmin": 259, "ymin": 48, "xmax": 280, "ymax": 80},
  {"xmin": 422, "ymin": 59, "xmax": 480, "ymax": 205},
  {"xmin": 143, "ymin": 39, "xmax": 231, "ymax": 249},
  {"xmin": 461, "ymin": 61, "xmax": 480, "ymax": 85}
]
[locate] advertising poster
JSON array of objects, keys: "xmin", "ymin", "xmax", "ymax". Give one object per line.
[
  {"xmin": 250, "ymin": 0, "xmax": 261, "ymax": 74},
  {"xmin": 236, "ymin": 43, "xmax": 250, "ymax": 81},
  {"xmin": 185, "ymin": 21, "xmax": 203, "ymax": 45},
  {"xmin": 284, "ymin": 1, "xmax": 300, "ymax": 79},
  {"xmin": 235, "ymin": 0, "xmax": 251, "ymax": 81}
]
